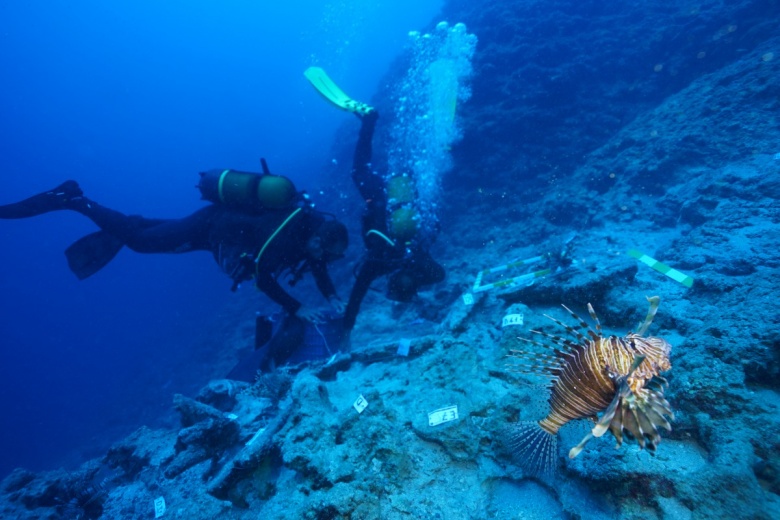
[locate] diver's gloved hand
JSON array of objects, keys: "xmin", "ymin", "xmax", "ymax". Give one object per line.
[
  {"xmin": 328, "ymin": 295, "xmax": 346, "ymax": 315},
  {"xmin": 295, "ymin": 306, "xmax": 325, "ymax": 324}
]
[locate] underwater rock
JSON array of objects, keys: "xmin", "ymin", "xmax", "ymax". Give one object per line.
[
  {"xmin": 1, "ymin": 468, "xmax": 35, "ymax": 494},
  {"xmin": 173, "ymin": 393, "xmax": 227, "ymax": 426},
  {"xmin": 165, "ymin": 416, "xmax": 240, "ymax": 479},
  {"xmin": 104, "ymin": 426, "xmax": 175, "ymax": 481},
  {"xmin": 197, "ymin": 379, "xmax": 249, "ymax": 412}
]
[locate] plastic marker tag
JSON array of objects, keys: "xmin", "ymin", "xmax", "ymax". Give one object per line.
[
  {"xmin": 397, "ymin": 338, "xmax": 411, "ymax": 357},
  {"xmin": 462, "ymin": 293, "xmax": 474, "ymax": 305},
  {"xmin": 628, "ymin": 249, "xmax": 694, "ymax": 288},
  {"xmin": 353, "ymin": 394, "xmax": 368, "ymax": 414},
  {"xmin": 245, "ymin": 427, "xmax": 266, "ymax": 447},
  {"xmin": 502, "ymin": 314, "xmax": 524, "ymax": 328},
  {"xmin": 224, "ymin": 413, "xmax": 238, "ymax": 421},
  {"xmin": 154, "ymin": 497, "xmax": 166, "ymax": 518},
  {"xmin": 428, "ymin": 405, "xmax": 459, "ymax": 426}
]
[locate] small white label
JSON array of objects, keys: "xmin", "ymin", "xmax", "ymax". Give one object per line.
[
  {"xmin": 397, "ymin": 338, "xmax": 411, "ymax": 357},
  {"xmin": 462, "ymin": 293, "xmax": 474, "ymax": 305},
  {"xmin": 428, "ymin": 405, "xmax": 459, "ymax": 426},
  {"xmin": 502, "ymin": 313, "xmax": 524, "ymax": 328},
  {"xmin": 245, "ymin": 427, "xmax": 266, "ymax": 447},
  {"xmin": 154, "ymin": 497, "xmax": 166, "ymax": 518},
  {"xmin": 353, "ymin": 394, "xmax": 368, "ymax": 414},
  {"xmin": 224, "ymin": 413, "xmax": 238, "ymax": 421}
]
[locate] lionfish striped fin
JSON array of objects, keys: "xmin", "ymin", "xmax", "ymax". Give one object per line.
[
  {"xmin": 568, "ymin": 432, "xmax": 594, "ymax": 459},
  {"xmin": 586, "ymin": 303, "xmax": 602, "ymax": 336},
  {"xmin": 542, "ymin": 311, "xmax": 588, "ymax": 344},
  {"xmin": 561, "ymin": 304, "xmax": 601, "ymax": 341},
  {"xmin": 517, "ymin": 335, "xmax": 567, "ymax": 352},
  {"xmin": 506, "ymin": 349, "xmax": 564, "ymax": 376},
  {"xmin": 636, "ymin": 295, "xmax": 661, "ymax": 336},
  {"xmin": 527, "ymin": 330, "xmax": 579, "ymax": 355},
  {"xmin": 503, "ymin": 422, "xmax": 558, "ymax": 477}
]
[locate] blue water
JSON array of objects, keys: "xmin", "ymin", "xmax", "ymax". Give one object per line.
[{"xmin": 0, "ymin": 0, "xmax": 443, "ymax": 478}]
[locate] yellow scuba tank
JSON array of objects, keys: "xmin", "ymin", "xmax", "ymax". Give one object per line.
[
  {"xmin": 198, "ymin": 163, "xmax": 298, "ymax": 212},
  {"xmin": 385, "ymin": 175, "xmax": 419, "ymax": 242},
  {"xmin": 389, "ymin": 206, "xmax": 419, "ymax": 242},
  {"xmin": 386, "ymin": 175, "xmax": 415, "ymax": 204}
]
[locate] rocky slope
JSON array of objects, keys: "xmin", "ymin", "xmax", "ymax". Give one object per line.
[{"xmin": 2, "ymin": 1, "xmax": 779, "ymax": 519}]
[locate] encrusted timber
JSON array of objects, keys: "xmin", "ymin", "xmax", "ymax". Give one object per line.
[{"xmin": 206, "ymin": 406, "xmax": 291, "ymax": 501}]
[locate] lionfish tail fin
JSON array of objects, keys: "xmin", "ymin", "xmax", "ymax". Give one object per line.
[{"xmin": 502, "ymin": 422, "xmax": 558, "ymax": 477}]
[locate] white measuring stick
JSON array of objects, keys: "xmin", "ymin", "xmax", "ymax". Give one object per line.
[{"xmin": 473, "ymin": 268, "xmax": 551, "ymax": 293}]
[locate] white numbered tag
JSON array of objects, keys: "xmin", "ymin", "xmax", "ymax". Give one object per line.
[
  {"xmin": 154, "ymin": 497, "xmax": 166, "ymax": 518},
  {"xmin": 353, "ymin": 394, "xmax": 368, "ymax": 414},
  {"xmin": 397, "ymin": 338, "xmax": 411, "ymax": 357},
  {"xmin": 462, "ymin": 293, "xmax": 474, "ymax": 305},
  {"xmin": 428, "ymin": 405, "xmax": 459, "ymax": 426},
  {"xmin": 501, "ymin": 313, "xmax": 524, "ymax": 328}
]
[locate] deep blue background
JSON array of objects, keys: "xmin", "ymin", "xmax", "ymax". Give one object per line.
[{"xmin": 0, "ymin": 0, "xmax": 442, "ymax": 478}]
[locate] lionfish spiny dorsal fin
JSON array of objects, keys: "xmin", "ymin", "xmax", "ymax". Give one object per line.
[
  {"xmin": 527, "ymin": 330, "xmax": 578, "ymax": 355},
  {"xmin": 506, "ymin": 349, "xmax": 565, "ymax": 374},
  {"xmin": 587, "ymin": 303, "xmax": 602, "ymax": 337},
  {"xmin": 508, "ymin": 347, "xmax": 564, "ymax": 362},
  {"xmin": 636, "ymin": 295, "xmax": 661, "ymax": 336},
  {"xmin": 542, "ymin": 311, "xmax": 588, "ymax": 344},
  {"xmin": 561, "ymin": 304, "xmax": 600, "ymax": 341}
]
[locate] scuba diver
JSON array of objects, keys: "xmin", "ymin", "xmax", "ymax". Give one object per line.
[
  {"xmin": 0, "ymin": 168, "xmax": 348, "ymax": 330},
  {"xmin": 304, "ymin": 67, "xmax": 446, "ymax": 335}
]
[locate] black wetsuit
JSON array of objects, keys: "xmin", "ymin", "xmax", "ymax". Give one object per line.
[
  {"xmin": 0, "ymin": 187, "xmax": 337, "ymax": 315},
  {"xmin": 343, "ymin": 112, "xmax": 445, "ymax": 332}
]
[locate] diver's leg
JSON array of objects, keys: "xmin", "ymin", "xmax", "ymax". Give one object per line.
[
  {"xmin": 70, "ymin": 199, "xmax": 215, "ymax": 253},
  {"xmin": 259, "ymin": 315, "xmax": 306, "ymax": 372},
  {"xmin": 343, "ymin": 258, "xmax": 390, "ymax": 332},
  {"xmin": 351, "ymin": 111, "xmax": 384, "ymax": 204},
  {"xmin": 0, "ymin": 180, "xmax": 199, "ymax": 253},
  {"xmin": 410, "ymin": 250, "xmax": 446, "ymax": 287},
  {"xmin": 0, "ymin": 181, "xmax": 83, "ymax": 219}
]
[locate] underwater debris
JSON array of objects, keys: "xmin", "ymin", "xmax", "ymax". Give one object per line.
[{"xmin": 55, "ymin": 473, "xmax": 110, "ymax": 520}]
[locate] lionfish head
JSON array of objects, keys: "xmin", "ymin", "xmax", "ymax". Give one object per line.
[{"xmin": 629, "ymin": 335, "xmax": 672, "ymax": 375}]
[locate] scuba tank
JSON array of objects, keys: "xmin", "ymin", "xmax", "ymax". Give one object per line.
[
  {"xmin": 386, "ymin": 175, "xmax": 420, "ymax": 243},
  {"xmin": 198, "ymin": 159, "xmax": 299, "ymax": 213}
]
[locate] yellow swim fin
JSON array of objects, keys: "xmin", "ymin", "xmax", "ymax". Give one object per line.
[{"xmin": 304, "ymin": 66, "xmax": 374, "ymax": 115}]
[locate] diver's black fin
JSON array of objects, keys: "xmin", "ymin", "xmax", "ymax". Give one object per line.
[
  {"xmin": 0, "ymin": 181, "xmax": 83, "ymax": 219},
  {"xmin": 65, "ymin": 230, "xmax": 124, "ymax": 280}
]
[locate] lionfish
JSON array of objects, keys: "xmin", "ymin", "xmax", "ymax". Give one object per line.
[{"xmin": 505, "ymin": 296, "xmax": 673, "ymax": 475}]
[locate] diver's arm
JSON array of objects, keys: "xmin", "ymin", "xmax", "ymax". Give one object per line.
[
  {"xmin": 255, "ymin": 272, "xmax": 301, "ymax": 315},
  {"xmin": 310, "ymin": 260, "xmax": 337, "ymax": 301}
]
